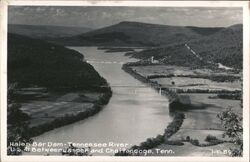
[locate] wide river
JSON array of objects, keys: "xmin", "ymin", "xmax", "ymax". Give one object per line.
[{"xmin": 29, "ymin": 47, "xmax": 172, "ymax": 156}]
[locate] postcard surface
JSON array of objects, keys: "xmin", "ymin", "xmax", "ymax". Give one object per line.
[{"xmin": 0, "ymin": 1, "xmax": 249, "ymax": 162}]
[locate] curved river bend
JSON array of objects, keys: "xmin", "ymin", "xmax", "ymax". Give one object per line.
[{"xmin": 29, "ymin": 47, "xmax": 172, "ymax": 156}]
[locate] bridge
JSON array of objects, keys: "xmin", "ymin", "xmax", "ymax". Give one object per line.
[
  {"xmin": 89, "ymin": 60, "xmax": 179, "ymax": 103},
  {"xmin": 86, "ymin": 60, "xmax": 125, "ymax": 64},
  {"xmin": 100, "ymin": 84, "xmax": 178, "ymax": 103}
]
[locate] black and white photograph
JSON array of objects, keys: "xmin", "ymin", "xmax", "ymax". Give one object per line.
[{"xmin": 0, "ymin": 1, "xmax": 249, "ymax": 162}]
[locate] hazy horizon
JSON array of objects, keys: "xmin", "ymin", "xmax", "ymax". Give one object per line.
[
  {"xmin": 8, "ymin": 6, "xmax": 242, "ymax": 29},
  {"xmin": 8, "ymin": 20, "xmax": 243, "ymax": 29}
]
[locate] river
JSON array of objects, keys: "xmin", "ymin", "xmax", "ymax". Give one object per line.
[{"xmin": 28, "ymin": 47, "xmax": 172, "ymax": 156}]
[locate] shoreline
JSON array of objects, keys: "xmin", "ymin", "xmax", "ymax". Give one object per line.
[
  {"xmin": 115, "ymin": 112, "xmax": 185, "ymax": 156},
  {"xmin": 119, "ymin": 62, "xmax": 185, "ymax": 156},
  {"xmin": 122, "ymin": 63, "xmax": 179, "ymax": 103},
  {"xmin": 120, "ymin": 62, "xmax": 238, "ymax": 156},
  {"xmin": 26, "ymin": 87, "xmax": 112, "ymax": 138}
]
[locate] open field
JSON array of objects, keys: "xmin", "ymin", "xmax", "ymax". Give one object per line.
[
  {"xmin": 164, "ymin": 93, "xmax": 242, "ymax": 156},
  {"xmin": 19, "ymin": 91, "xmax": 104, "ymax": 127},
  {"xmin": 151, "ymin": 77, "xmax": 241, "ymax": 91},
  {"xmin": 178, "ymin": 93, "xmax": 242, "ymax": 115},
  {"xmin": 133, "ymin": 93, "xmax": 241, "ymax": 157},
  {"xmin": 130, "ymin": 65, "xmax": 240, "ymax": 78},
  {"xmin": 122, "ymin": 63, "xmax": 242, "ymax": 157},
  {"xmin": 171, "ymin": 93, "xmax": 241, "ymax": 132},
  {"xmin": 169, "ymin": 129, "xmax": 227, "ymax": 143},
  {"xmin": 21, "ymin": 101, "xmax": 94, "ymax": 127},
  {"xmin": 130, "ymin": 65, "xmax": 241, "ymax": 92},
  {"xmin": 132, "ymin": 65, "xmax": 196, "ymax": 76}
]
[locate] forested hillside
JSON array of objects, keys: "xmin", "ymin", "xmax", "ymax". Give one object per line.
[
  {"xmin": 8, "ymin": 33, "xmax": 107, "ymax": 89},
  {"xmin": 130, "ymin": 24, "xmax": 242, "ymax": 69}
]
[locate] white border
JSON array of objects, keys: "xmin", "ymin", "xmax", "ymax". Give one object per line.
[{"xmin": 0, "ymin": 1, "xmax": 249, "ymax": 162}]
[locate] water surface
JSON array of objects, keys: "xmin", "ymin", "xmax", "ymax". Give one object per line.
[{"xmin": 29, "ymin": 47, "xmax": 171, "ymax": 156}]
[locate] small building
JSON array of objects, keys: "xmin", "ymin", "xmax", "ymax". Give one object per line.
[{"xmin": 151, "ymin": 56, "xmax": 159, "ymax": 64}]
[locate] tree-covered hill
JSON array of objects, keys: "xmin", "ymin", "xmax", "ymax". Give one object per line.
[
  {"xmin": 131, "ymin": 24, "xmax": 242, "ymax": 69},
  {"xmin": 53, "ymin": 21, "xmax": 223, "ymax": 46},
  {"xmin": 8, "ymin": 33, "xmax": 107, "ymax": 89}
]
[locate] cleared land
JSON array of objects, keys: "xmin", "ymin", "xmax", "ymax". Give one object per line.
[
  {"xmin": 170, "ymin": 93, "xmax": 241, "ymax": 139},
  {"xmin": 19, "ymin": 91, "xmax": 103, "ymax": 128},
  {"xmin": 131, "ymin": 65, "xmax": 241, "ymax": 92},
  {"xmin": 127, "ymin": 64, "xmax": 242, "ymax": 156},
  {"xmin": 131, "ymin": 65, "xmax": 240, "ymax": 78},
  {"xmin": 152, "ymin": 77, "xmax": 240, "ymax": 91}
]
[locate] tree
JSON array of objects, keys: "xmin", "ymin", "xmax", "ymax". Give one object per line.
[
  {"xmin": 217, "ymin": 108, "xmax": 243, "ymax": 156},
  {"xmin": 7, "ymin": 84, "xmax": 32, "ymax": 155}
]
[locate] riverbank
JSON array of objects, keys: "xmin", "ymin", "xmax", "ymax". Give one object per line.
[
  {"xmin": 122, "ymin": 63, "xmax": 179, "ymax": 103},
  {"xmin": 16, "ymin": 87, "xmax": 112, "ymax": 138},
  {"xmin": 7, "ymin": 35, "xmax": 116, "ymax": 155},
  {"xmin": 115, "ymin": 112, "xmax": 185, "ymax": 156},
  {"xmin": 120, "ymin": 62, "xmax": 242, "ymax": 156},
  {"xmin": 117, "ymin": 62, "xmax": 184, "ymax": 156}
]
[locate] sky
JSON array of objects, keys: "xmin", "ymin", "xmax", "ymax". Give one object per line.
[{"xmin": 8, "ymin": 6, "xmax": 242, "ymax": 29}]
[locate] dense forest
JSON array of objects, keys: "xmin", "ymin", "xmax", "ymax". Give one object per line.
[
  {"xmin": 130, "ymin": 24, "xmax": 242, "ymax": 69},
  {"xmin": 8, "ymin": 33, "xmax": 108, "ymax": 90}
]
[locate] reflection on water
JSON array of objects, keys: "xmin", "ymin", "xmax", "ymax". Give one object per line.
[{"xmin": 29, "ymin": 47, "xmax": 171, "ymax": 156}]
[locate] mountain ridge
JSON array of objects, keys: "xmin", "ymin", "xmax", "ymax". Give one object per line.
[
  {"xmin": 131, "ymin": 24, "xmax": 242, "ymax": 69},
  {"xmin": 8, "ymin": 24, "xmax": 92, "ymax": 39},
  {"xmin": 67, "ymin": 21, "xmax": 224, "ymax": 46}
]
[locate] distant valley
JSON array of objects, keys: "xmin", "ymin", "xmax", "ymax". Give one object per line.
[{"xmin": 8, "ymin": 21, "xmax": 243, "ymax": 70}]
